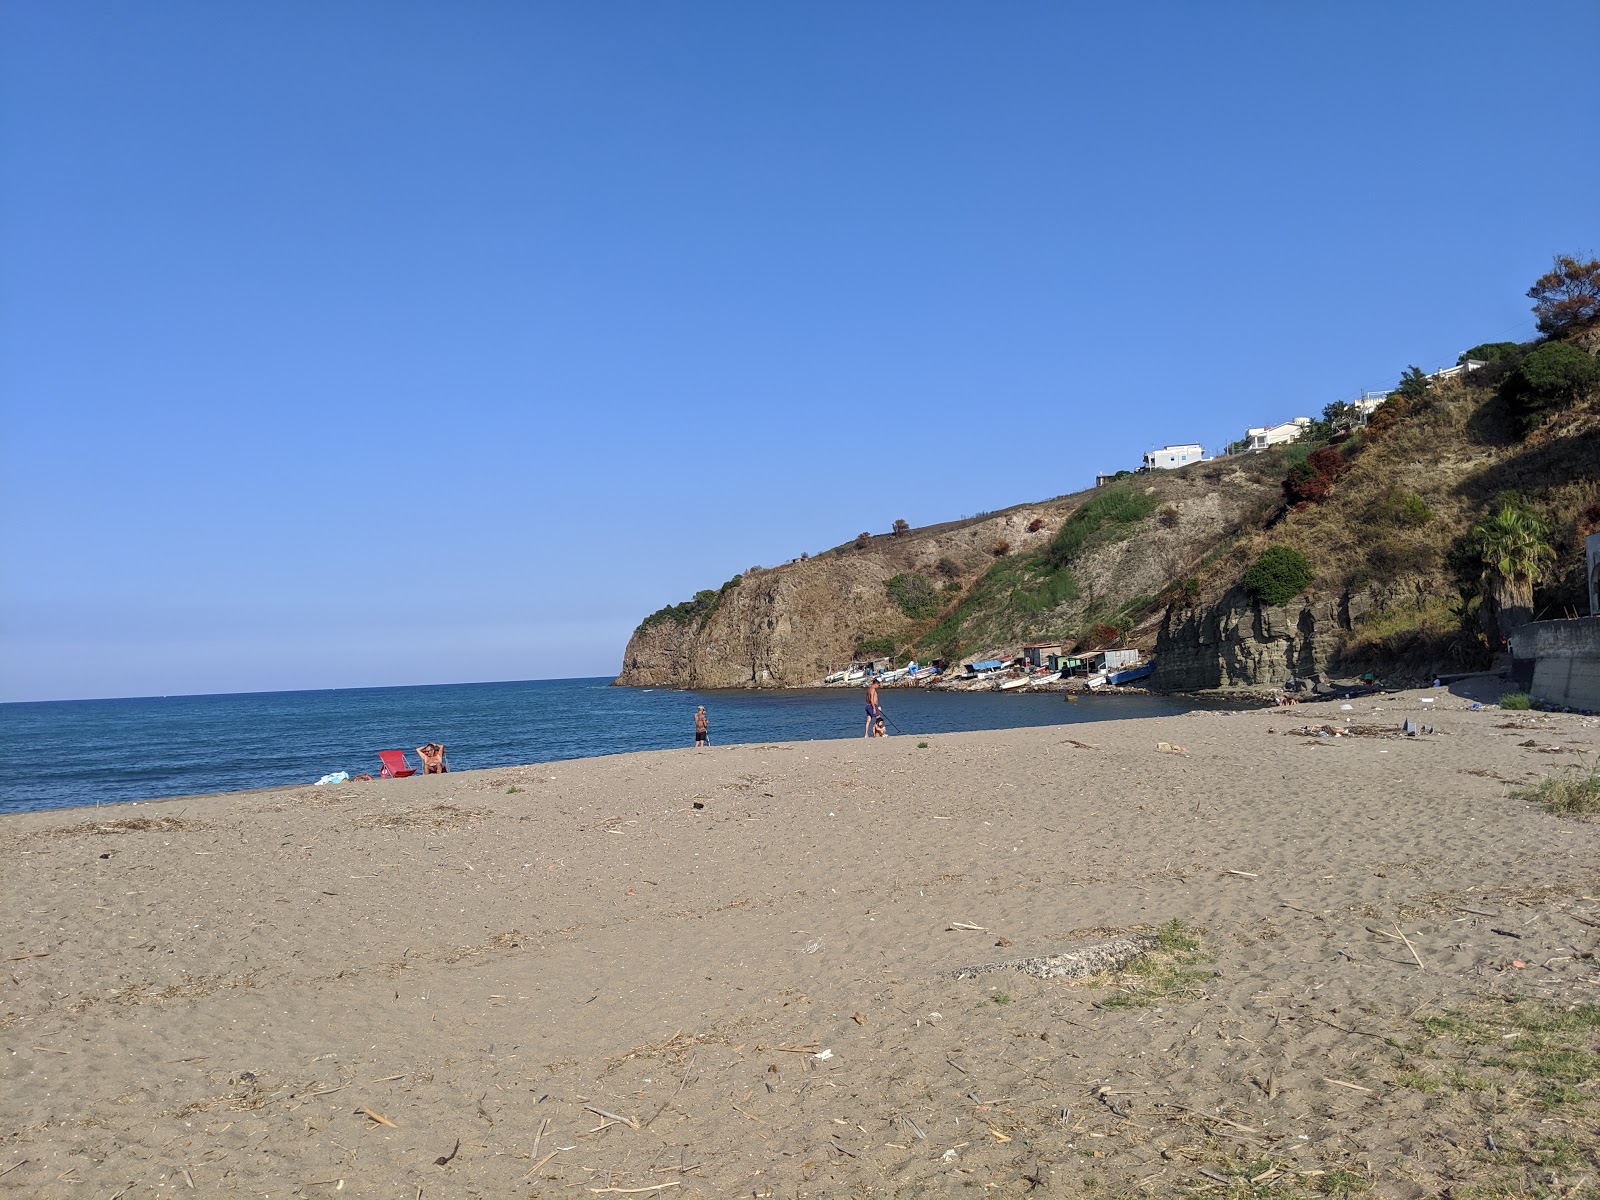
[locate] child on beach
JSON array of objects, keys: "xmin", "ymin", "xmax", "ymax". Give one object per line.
[
  {"xmin": 694, "ymin": 705, "xmax": 709, "ymax": 749},
  {"xmin": 873, "ymin": 715, "xmax": 887, "ymax": 737}
]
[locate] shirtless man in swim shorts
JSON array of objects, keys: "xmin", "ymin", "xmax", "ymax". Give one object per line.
[
  {"xmin": 417, "ymin": 743, "xmax": 447, "ymax": 774},
  {"xmin": 864, "ymin": 678, "xmax": 880, "ymax": 739},
  {"xmin": 694, "ymin": 705, "xmax": 709, "ymax": 749}
]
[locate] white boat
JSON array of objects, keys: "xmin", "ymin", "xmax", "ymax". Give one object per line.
[
  {"xmin": 998, "ymin": 674, "xmax": 1033, "ymax": 690},
  {"xmin": 1027, "ymin": 672, "xmax": 1060, "ymax": 688},
  {"xmin": 876, "ymin": 668, "xmax": 908, "ymax": 684},
  {"xmin": 1084, "ymin": 672, "xmax": 1107, "ymax": 690}
]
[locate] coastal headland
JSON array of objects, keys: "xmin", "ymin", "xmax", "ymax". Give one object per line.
[{"xmin": 4, "ymin": 689, "xmax": 1597, "ymax": 1197}]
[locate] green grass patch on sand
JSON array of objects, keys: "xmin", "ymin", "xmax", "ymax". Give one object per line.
[
  {"xmin": 1402, "ymin": 998, "xmax": 1600, "ymax": 1113},
  {"xmin": 1511, "ymin": 757, "xmax": 1600, "ymax": 817},
  {"xmin": 1093, "ymin": 919, "xmax": 1212, "ymax": 1009}
]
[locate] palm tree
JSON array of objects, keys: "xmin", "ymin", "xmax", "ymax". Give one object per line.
[{"xmin": 1471, "ymin": 495, "xmax": 1554, "ymax": 641}]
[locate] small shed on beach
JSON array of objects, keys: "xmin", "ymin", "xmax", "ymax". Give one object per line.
[{"xmin": 1023, "ymin": 641, "xmax": 1064, "ymax": 667}]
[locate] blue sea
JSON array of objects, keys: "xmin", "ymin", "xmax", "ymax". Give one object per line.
[{"xmin": 0, "ymin": 678, "xmax": 1199, "ymax": 815}]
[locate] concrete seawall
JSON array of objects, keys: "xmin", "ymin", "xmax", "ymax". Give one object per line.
[{"xmin": 1510, "ymin": 616, "xmax": 1600, "ymax": 712}]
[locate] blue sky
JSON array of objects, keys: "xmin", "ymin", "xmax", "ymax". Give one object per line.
[{"xmin": 2, "ymin": 2, "xmax": 1596, "ymax": 702}]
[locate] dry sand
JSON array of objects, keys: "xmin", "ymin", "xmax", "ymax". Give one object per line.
[{"xmin": 4, "ymin": 688, "xmax": 1598, "ymax": 1198}]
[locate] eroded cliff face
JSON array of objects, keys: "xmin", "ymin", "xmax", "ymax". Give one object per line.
[
  {"xmin": 616, "ymin": 508, "xmax": 1060, "ymax": 688},
  {"xmin": 1150, "ymin": 585, "xmax": 1375, "ymax": 691}
]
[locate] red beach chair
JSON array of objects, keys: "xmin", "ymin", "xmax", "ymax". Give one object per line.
[{"xmin": 377, "ymin": 750, "xmax": 417, "ymax": 778}]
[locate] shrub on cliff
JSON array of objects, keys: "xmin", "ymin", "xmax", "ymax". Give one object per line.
[
  {"xmin": 1284, "ymin": 446, "xmax": 1351, "ymax": 506},
  {"xmin": 885, "ymin": 573, "xmax": 940, "ymax": 620},
  {"xmin": 1459, "ymin": 341, "xmax": 1521, "ymax": 365},
  {"xmin": 1503, "ymin": 340, "xmax": 1599, "ymax": 434},
  {"xmin": 1243, "ymin": 546, "xmax": 1313, "ymax": 608}
]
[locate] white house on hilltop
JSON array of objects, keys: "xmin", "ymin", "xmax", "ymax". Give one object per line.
[
  {"xmin": 1142, "ymin": 443, "xmax": 1204, "ymax": 470},
  {"xmin": 1246, "ymin": 416, "xmax": 1311, "ymax": 452}
]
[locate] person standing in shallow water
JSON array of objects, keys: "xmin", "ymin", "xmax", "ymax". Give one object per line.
[
  {"xmin": 864, "ymin": 677, "xmax": 880, "ymax": 739},
  {"xmin": 694, "ymin": 705, "xmax": 709, "ymax": 749}
]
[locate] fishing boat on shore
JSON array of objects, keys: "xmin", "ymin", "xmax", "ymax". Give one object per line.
[{"xmin": 1108, "ymin": 661, "xmax": 1155, "ymax": 686}]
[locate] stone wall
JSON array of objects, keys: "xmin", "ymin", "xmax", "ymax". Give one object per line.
[{"xmin": 1509, "ymin": 616, "xmax": 1600, "ymax": 712}]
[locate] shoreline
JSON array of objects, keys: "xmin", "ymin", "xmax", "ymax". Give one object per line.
[
  {"xmin": 5, "ymin": 687, "xmax": 1597, "ymax": 1197},
  {"xmin": 3, "ymin": 685, "xmax": 1198, "ymax": 820}
]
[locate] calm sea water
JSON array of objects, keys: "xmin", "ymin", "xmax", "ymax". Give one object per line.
[{"xmin": 0, "ymin": 678, "xmax": 1199, "ymax": 815}]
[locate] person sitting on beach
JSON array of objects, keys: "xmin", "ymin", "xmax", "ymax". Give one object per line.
[
  {"xmin": 416, "ymin": 743, "xmax": 447, "ymax": 774},
  {"xmin": 873, "ymin": 715, "xmax": 887, "ymax": 738}
]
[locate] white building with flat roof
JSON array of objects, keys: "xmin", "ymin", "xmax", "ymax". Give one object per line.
[
  {"xmin": 1246, "ymin": 416, "xmax": 1311, "ymax": 452},
  {"xmin": 1142, "ymin": 443, "xmax": 1203, "ymax": 470}
]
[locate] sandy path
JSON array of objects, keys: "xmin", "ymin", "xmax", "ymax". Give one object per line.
[{"xmin": 3, "ymin": 689, "xmax": 1597, "ymax": 1198}]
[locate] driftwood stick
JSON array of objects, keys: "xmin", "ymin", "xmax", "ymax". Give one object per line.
[
  {"xmin": 521, "ymin": 1150, "xmax": 562, "ymax": 1180},
  {"xmin": 584, "ymin": 1105, "xmax": 639, "ymax": 1130},
  {"xmin": 1392, "ymin": 924, "xmax": 1425, "ymax": 970}
]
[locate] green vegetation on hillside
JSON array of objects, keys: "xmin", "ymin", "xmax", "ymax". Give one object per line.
[
  {"xmin": 639, "ymin": 575, "xmax": 743, "ymax": 631},
  {"xmin": 884, "ymin": 573, "xmax": 940, "ymax": 619},
  {"xmin": 1044, "ymin": 487, "xmax": 1159, "ymax": 567}
]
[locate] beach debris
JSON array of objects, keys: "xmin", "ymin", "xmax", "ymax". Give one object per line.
[
  {"xmin": 1368, "ymin": 924, "xmax": 1425, "ymax": 970},
  {"xmin": 584, "ymin": 1105, "xmax": 640, "ymax": 1130},
  {"xmin": 1340, "ymin": 704, "xmax": 1354, "ymax": 711},
  {"xmin": 354, "ymin": 1107, "xmax": 397, "ymax": 1127},
  {"xmin": 1224, "ymin": 870, "xmax": 1259, "ymax": 879},
  {"xmin": 851, "ymin": 1012, "xmax": 864, "ymax": 1025},
  {"xmin": 1322, "ymin": 1077, "xmax": 1372, "ymax": 1092},
  {"xmin": 1511, "ymin": 960, "xmax": 1527, "ymax": 969},
  {"xmin": 588, "ymin": 1185, "xmax": 680, "ymax": 1194},
  {"xmin": 9, "ymin": 952, "xmax": 49, "ymax": 961},
  {"xmin": 948, "ymin": 921, "xmax": 987, "ymax": 932},
  {"xmin": 812, "ymin": 1049, "xmax": 834, "ymax": 1061},
  {"xmin": 948, "ymin": 933, "xmax": 1157, "ymax": 981},
  {"xmin": 1094, "ymin": 1087, "xmax": 1131, "ymax": 1120},
  {"xmin": 1156, "ymin": 742, "xmax": 1186, "ymax": 753},
  {"xmin": 433, "ymin": 1139, "xmax": 460, "ymax": 1167},
  {"xmin": 1490, "ymin": 927, "xmax": 1524, "ymax": 939},
  {"xmin": 941, "ymin": 1149, "xmax": 959, "ymax": 1163}
]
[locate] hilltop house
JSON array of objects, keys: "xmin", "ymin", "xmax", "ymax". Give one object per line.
[
  {"xmin": 1141, "ymin": 443, "xmax": 1203, "ymax": 470},
  {"xmin": 1245, "ymin": 416, "xmax": 1311, "ymax": 452}
]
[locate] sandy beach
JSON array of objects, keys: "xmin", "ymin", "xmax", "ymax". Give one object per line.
[{"xmin": 4, "ymin": 687, "xmax": 1598, "ymax": 1198}]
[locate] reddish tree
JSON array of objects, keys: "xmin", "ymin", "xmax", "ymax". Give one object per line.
[{"xmin": 1528, "ymin": 253, "xmax": 1600, "ymax": 335}]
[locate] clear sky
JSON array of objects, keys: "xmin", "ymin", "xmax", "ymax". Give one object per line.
[{"xmin": 3, "ymin": 2, "xmax": 1596, "ymax": 702}]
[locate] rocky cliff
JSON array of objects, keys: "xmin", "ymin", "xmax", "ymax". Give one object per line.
[
  {"xmin": 1150, "ymin": 586, "xmax": 1375, "ymax": 691},
  {"xmin": 616, "ymin": 506, "xmax": 1064, "ymax": 688}
]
